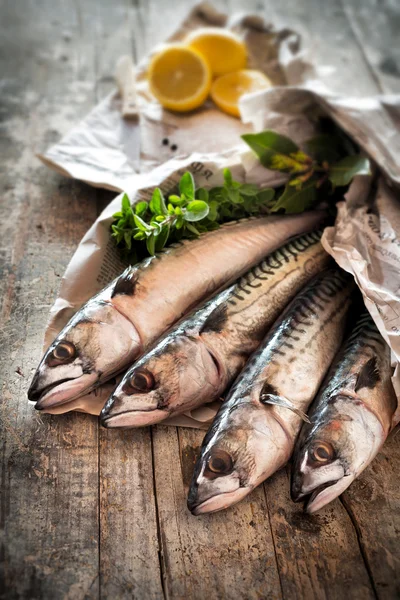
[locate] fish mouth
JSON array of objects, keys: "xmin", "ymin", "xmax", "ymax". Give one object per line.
[
  {"xmin": 30, "ymin": 374, "xmax": 99, "ymax": 410},
  {"xmin": 188, "ymin": 487, "xmax": 250, "ymax": 516},
  {"xmin": 101, "ymin": 408, "xmax": 168, "ymax": 428},
  {"xmin": 292, "ymin": 479, "xmax": 344, "ymax": 514}
]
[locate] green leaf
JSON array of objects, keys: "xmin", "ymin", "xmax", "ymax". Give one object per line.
[
  {"xmin": 196, "ymin": 188, "xmax": 209, "ymax": 202},
  {"xmin": 121, "ymin": 193, "xmax": 131, "ymax": 213},
  {"xmin": 146, "ymin": 233, "xmax": 156, "ymax": 255},
  {"xmin": 168, "ymin": 194, "xmax": 184, "ymax": 206},
  {"xmin": 149, "ymin": 188, "xmax": 168, "ymax": 215},
  {"xmin": 113, "ymin": 211, "xmax": 123, "ymax": 218},
  {"xmin": 133, "ymin": 231, "xmax": 146, "ymax": 240},
  {"xmin": 241, "ymin": 131, "xmax": 301, "ymax": 171},
  {"xmin": 135, "ymin": 201, "xmax": 148, "ymax": 216},
  {"xmin": 223, "ymin": 168, "xmax": 233, "ymax": 186},
  {"xmin": 208, "ymin": 200, "xmax": 219, "ymax": 221},
  {"xmin": 155, "ymin": 224, "xmax": 170, "ymax": 251},
  {"xmin": 271, "ymin": 180, "xmax": 317, "ymax": 214},
  {"xmin": 185, "ymin": 222, "xmax": 201, "ymax": 236},
  {"xmin": 257, "ymin": 188, "xmax": 275, "ymax": 204},
  {"xmin": 124, "ymin": 231, "xmax": 132, "ymax": 250},
  {"xmin": 184, "ymin": 200, "xmax": 210, "ymax": 222},
  {"xmin": 237, "ymin": 183, "xmax": 259, "ymax": 196},
  {"xmin": 227, "ymin": 188, "xmax": 242, "ymax": 204},
  {"xmin": 329, "ymin": 156, "xmax": 371, "ymax": 187},
  {"xmin": 179, "ymin": 172, "xmax": 195, "ymax": 199},
  {"xmin": 305, "ymin": 134, "xmax": 343, "ymax": 163},
  {"xmin": 134, "ymin": 214, "xmax": 152, "ymax": 231}
]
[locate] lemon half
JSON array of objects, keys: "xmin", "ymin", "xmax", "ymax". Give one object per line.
[
  {"xmin": 148, "ymin": 44, "xmax": 211, "ymax": 112},
  {"xmin": 186, "ymin": 27, "xmax": 247, "ymax": 77},
  {"xmin": 211, "ymin": 69, "xmax": 272, "ymax": 118}
]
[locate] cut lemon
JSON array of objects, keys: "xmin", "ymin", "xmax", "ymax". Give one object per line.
[
  {"xmin": 148, "ymin": 44, "xmax": 211, "ymax": 112},
  {"xmin": 211, "ymin": 70, "xmax": 272, "ymax": 118},
  {"xmin": 186, "ymin": 27, "xmax": 247, "ymax": 77}
]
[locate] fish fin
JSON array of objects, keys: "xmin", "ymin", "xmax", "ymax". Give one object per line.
[
  {"xmin": 200, "ymin": 304, "xmax": 228, "ymax": 334},
  {"xmin": 355, "ymin": 356, "xmax": 380, "ymax": 392},
  {"xmin": 111, "ymin": 268, "xmax": 137, "ymax": 298},
  {"xmin": 260, "ymin": 393, "xmax": 311, "ymax": 424}
]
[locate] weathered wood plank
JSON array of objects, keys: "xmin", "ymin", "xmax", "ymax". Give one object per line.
[
  {"xmin": 340, "ymin": 432, "xmax": 400, "ymax": 599},
  {"xmin": 0, "ymin": 0, "xmax": 103, "ymax": 597},
  {"xmin": 94, "ymin": 2, "xmax": 170, "ymax": 598},
  {"xmin": 153, "ymin": 426, "xmax": 283, "ymax": 600},
  {"xmin": 264, "ymin": 467, "xmax": 375, "ymax": 599},
  {"xmin": 342, "ymin": 0, "xmax": 400, "ymax": 94},
  {"xmin": 99, "ymin": 428, "xmax": 164, "ymax": 599}
]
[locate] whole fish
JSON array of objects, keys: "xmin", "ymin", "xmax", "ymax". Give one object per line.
[
  {"xmin": 28, "ymin": 212, "xmax": 324, "ymax": 410},
  {"xmin": 187, "ymin": 269, "xmax": 354, "ymax": 515},
  {"xmin": 291, "ymin": 313, "xmax": 397, "ymax": 514},
  {"xmin": 102, "ymin": 231, "xmax": 331, "ymax": 428}
]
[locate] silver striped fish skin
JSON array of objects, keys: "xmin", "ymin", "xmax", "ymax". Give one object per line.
[
  {"xmin": 291, "ymin": 313, "xmax": 397, "ymax": 514},
  {"xmin": 101, "ymin": 230, "xmax": 331, "ymax": 428},
  {"xmin": 28, "ymin": 211, "xmax": 324, "ymax": 411},
  {"xmin": 187, "ymin": 268, "xmax": 354, "ymax": 515}
]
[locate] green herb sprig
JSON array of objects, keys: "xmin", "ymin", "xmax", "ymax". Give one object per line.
[
  {"xmin": 111, "ymin": 168, "xmax": 274, "ymax": 260},
  {"xmin": 241, "ymin": 130, "xmax": 370, "ymax": 213},
  {"xmin": 112, "ymin": 128, "xmax": 370, "ymax": 262}
]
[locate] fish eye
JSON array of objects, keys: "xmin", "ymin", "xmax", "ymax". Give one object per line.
[
  {"xmin": 127, "ymin": 369, "xmax": 155, "ymax": 393},
  {"xmin": 206, "ymin": 449, "xmax": 233, "ymax": 475},
  {"xmin": 309, "ymin": 441, "xmax": 334, "ymax": 463},
  {"xmin": 48, "ymin": 341, "xmax": 76, "ymax": 365}
]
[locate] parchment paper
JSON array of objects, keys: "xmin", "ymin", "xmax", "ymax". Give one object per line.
[{"xmin": 36, "ymin": 3, "xmax": 400, "ymax": 428}]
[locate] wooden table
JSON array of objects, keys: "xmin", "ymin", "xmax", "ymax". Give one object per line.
[{"xmin": 1, "ymin": 1, "xmax": 399, "ymax": 598}]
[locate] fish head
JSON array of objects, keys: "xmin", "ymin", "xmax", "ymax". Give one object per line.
[
  {"xmin": 291, "ymin": 394, "xmax": 384, "ymax": 513},
  {"xmin": 28, "ymin": 300, "xmax": 141, "ymax": 410},
  {"xmin": 188, "ymin": 401, "xmax": 290, "ymax": 515},
  {"xmin": 101, "ymin": 334, "xmax": 222, "ymax": 428}
]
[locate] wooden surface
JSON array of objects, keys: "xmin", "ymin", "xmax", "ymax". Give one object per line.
[{"xmin": 0, "ymin": 0, "xmax": 399, "ymax": 598}]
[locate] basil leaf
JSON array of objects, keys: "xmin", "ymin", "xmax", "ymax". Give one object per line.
[
  {"xmin": 184, "ymin": 200, "xmax": 210, "ymax": 222},
  {"xmin": 329, "ymin": 156, "xmax": 371, "ymax": 187},
  {"xmin": 179, "ymin": 172, "xmax": 195, "ymax": 199}
]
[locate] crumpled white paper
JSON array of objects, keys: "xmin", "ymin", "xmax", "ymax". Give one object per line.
[{"xmin": 37, "ymin": 3, "xmax": 400, "ymax": 428}]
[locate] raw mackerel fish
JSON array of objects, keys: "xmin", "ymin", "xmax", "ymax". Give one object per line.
[
  {"xmin": 188, "ymin": 268, "xmax": 354, "ymax": 515},
  {"xmin": 291, "ymin": 313, "xmax": 397, "ymax": 514},
  {"xmin": 102, "ymin": 230, "xmax": 331, "ymax": 428},
  {"xmin": 28, "ymin": 212, "xmax": 324, "ymax": 411}
]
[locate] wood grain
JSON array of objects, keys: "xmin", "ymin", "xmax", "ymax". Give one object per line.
[
  {"xmin": 264, "ymin": 467, "xmax": 375, "ymax": 600},
  {"xmin": 341, "ymin": 431, "xmax": 400, "ymax": 600},
  {"xmin": 1, "ymin": 0, "xmax": 400, "ymax": 598},
  {"xmin": 153, "ymin": 427, "xmax": 282, "ymax": 600},
  {"xmin": 0, "ymin": 0, "xmax": 103, "ymax": 596}
]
